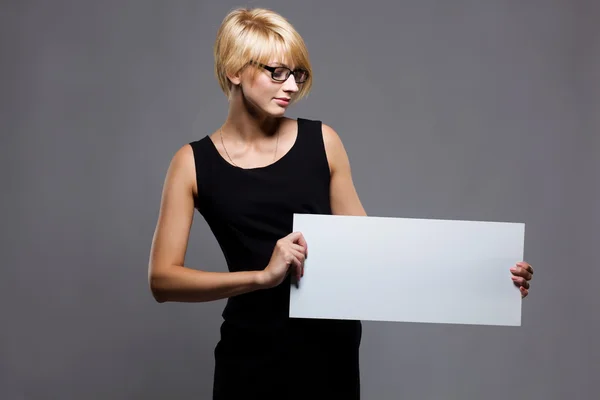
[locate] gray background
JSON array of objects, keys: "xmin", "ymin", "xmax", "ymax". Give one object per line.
[{"xmin": 1, "ymin": 0, "xmax": 598, "ymax": 399}]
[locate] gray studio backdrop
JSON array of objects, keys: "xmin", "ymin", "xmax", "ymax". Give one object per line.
[{"xmin": 2, "ymin": 1, "xmax": 598, "ymax": 399}]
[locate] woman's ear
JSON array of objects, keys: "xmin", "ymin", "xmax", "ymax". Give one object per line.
[{"xmin": 226, "ymin": 69, "xmax": 242, "ymax": 86}]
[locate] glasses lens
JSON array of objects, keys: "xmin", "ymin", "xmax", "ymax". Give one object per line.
[
  {"xmin": 272, "ymin": 67, "xmax": 290, "ymax": 81},
  {"xmin": 269, "ymin": 66, "xmax": 308, "ymax": 83},
  {"xmin": 294, "ymin": 69, "xmax": 308, "ymax": 83}
]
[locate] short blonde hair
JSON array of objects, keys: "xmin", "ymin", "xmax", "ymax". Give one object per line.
[{"xmin": 214, "ymin": 8, "xmax": 313, "ymax": 101}]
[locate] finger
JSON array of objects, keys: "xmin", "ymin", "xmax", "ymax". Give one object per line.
[
  {"xmin": 516, "ymin": 261, "xmax": 533, "ymax": 275},
  {"xmin": 283, "ymin": 257, "xmax": 293, "ymax": 277},
  {"xmin": 517, "ymin": 267, "xmax": 532, "ymax": 280},
  {"xmin": 291, "ymin": 247, "xmax": 306, "ymax": 261},
  {"xmin": 511, "ymin": 276, "xmax": 529, "ymax": 288},
  {"xmin": 291, "ymin": 232, "xmax": 308, "ymax": 258},
  {"xmin": 511, "ymin": 276, "xmax": 530, "ymax": 289},
  {"xmin": 511, "ymin": 266, "xmax": 532, "ymax": 281},
  {"xmin": 289, "ymin": 253, "xmax": 302, "ymax": 280},
  {"xmin": 522, "ymin": 267, "xmax": 533, "ymax": 281},
  {"xmin": 291, "ymin": 249, "xmax": 306, "ymax": 277},
  {"xmin": 520, "ymin": 286, "xmax": 528, "ymax": 298},
  {"xmin": 291, "ymin": 243, "xmax": 306, "ymax": 254}
]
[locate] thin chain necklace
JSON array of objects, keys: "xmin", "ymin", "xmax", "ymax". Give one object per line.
[{"xmin": 219, "ymin": 127, "xmax": 279, "ymax": 167}]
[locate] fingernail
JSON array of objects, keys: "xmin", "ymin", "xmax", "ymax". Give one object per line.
[{"xmin": 510, "ymin": 267, "xmax": 516, "ymax": 272}]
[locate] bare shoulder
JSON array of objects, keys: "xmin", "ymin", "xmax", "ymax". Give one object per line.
[
  {"xmin": 320, "ymin": 122, "xmax": 349, "ymax": 173},
  {"xmin": 321, "ymin": 122, "xmax": 343, "ymax": 150},
  {"xmin": 171, "ymin": 143, "xmax": 196, "ymax": 169},
  {"xmin": 166, "ymin": 143, "xmax": 197, "ymax": 196}
]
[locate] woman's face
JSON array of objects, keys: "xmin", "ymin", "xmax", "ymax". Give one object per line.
[{"xmin": 236, "ymin": 60, "xmax": 301, "ymax": 117}]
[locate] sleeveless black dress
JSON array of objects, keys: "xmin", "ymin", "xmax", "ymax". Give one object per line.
[{"xmin": 189, "ymin": 118, "xmax": 362, "ymax": 400}]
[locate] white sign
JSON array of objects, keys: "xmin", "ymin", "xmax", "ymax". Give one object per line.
[{"xmin": 290, "ymin": 214, "xmax": 524, "ymax": 326}]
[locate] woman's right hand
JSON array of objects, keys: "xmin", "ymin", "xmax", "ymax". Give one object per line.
[{"xmin": 259, "ymin": 232, "xmax": 308, "ymax": 289}]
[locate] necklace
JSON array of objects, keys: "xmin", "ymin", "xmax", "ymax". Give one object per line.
[{"xmin": 219, "ymin": 127, "xmax": 279, "ymax": 168}]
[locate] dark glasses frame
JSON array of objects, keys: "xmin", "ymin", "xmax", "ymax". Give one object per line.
[{"xmin": 251, "ymin": 61, "xmax": 309, "ymax": 83}]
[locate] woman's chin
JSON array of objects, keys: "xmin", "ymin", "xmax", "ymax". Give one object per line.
[{"xmin": 264, "ymin": 105, "xmax": 287, "ymax": 118}]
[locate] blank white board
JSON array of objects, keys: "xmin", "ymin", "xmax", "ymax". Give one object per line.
[{"xmin": 290, "ymin": 214, "xmax": 524, "ymax": 326}]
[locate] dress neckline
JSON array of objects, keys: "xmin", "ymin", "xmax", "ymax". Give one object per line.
[{"xmin": 205, "ymin": 118, "xmax": 302, "ymax": 171}]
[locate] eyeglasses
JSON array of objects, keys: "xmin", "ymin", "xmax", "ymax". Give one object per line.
[{"xmin": 252, "ymin": 61, "xmax": 309, "ymax": 84}]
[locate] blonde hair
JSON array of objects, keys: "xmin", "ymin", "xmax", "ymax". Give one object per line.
[{"xmin": 214, "ymin": 8, "xmax": 313, "ymax": 101}]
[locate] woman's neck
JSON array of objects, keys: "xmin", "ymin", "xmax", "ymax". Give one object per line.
[{"xmin": 222, "ymin": 92, "xmax": 282, "ymax": 143}]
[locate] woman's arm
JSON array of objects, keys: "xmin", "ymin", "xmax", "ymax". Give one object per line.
[
  {"xmin": 147, "ymin": 144, "xmax": 265, "ymax": 303},
  {"xmin": 322, "ymin": 123, "xmax": 367, "ymax": 217}
]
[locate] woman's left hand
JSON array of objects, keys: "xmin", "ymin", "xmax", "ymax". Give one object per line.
[{"xmin": 511, "ymin": 261, "xmax": 534, "ymax": 298}]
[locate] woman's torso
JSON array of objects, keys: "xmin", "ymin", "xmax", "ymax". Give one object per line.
[{"xmin": 189, "ymin": 117, "xmax": 332, "ymax": 328}]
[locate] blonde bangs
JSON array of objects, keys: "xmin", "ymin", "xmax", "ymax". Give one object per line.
[{"xmin": 214, "ymin": 8, "xmax": 313, "ymax": 100}]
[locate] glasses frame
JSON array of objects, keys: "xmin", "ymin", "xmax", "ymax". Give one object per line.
[{"xmin": 251, "ymin": 61, "xmax": 309, "ymax": 84}]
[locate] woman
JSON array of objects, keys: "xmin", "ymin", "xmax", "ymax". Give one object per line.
[{"xmin": 148, "ymin": 7, "xmax": 534, "ymax": 399}]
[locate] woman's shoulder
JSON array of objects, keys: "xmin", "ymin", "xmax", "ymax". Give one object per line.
[
  {"xmin": 291, "ymin": 117, "xmax": 347, "ymax": 170},
  {"xmin": 302, "ymin": 119, "xmax": 346, "ymax": 168},
  {"xmin": 167, "ymin": 135, "xmax": 212, "ymax": 180},
  {"xmin": 184, "ymin": 134, "xmax": 219, "ymax": 169},
  {"xmin": 188, "ymin": 134, "xmax": 213, "ymax": 152},
  {"xmin": 168, "ymin": 143, "xmax": 197, "ymax": 178},
  {"xmin": 295, "ymin": 117, "xmax": 343, "ymax": 152},
  {"xmin": 293, "ymin": 116, "xmax": 337, "ymax": 138}
]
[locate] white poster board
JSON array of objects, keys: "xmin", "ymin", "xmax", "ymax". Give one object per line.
[{"xmin": 290, "ymin": 214, "xmax": 524, "ymax": 326}]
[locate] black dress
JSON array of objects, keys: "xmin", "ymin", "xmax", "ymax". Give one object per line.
[{"xmin": 189, "ymin": 118, "xmax": 362, "ymax": 400}]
